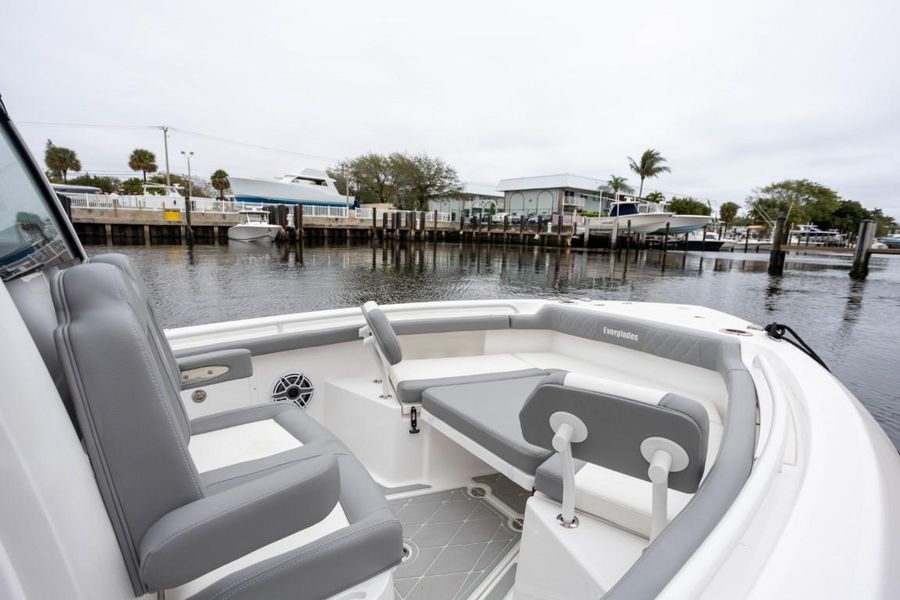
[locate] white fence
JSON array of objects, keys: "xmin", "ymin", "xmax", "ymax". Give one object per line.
[
  {"xmin": 64, "ymin": 193, "xmax": 185, "ymax": 210},
  {"xmin": 63, "ymin": 192, "xmax": 461, "ymax": 223}
]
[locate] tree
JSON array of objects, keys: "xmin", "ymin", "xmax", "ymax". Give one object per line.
[
  {"xmin": 719, "ymin": 201, "xmax": 740, "ymax": 231},
  {"xmin": 627, "ymin": 148, "xmax": 670, "ymax": 199},
  {"xmin": 210, "ymin": 169, "xmax": 230, "ymax": 200},
  {"xmin": 644, "ymin": 191, "xmax": 666, "ymax": 203},
  {"xmin": 668, "ymin": 196, "xmax": 711, "ymax": 215},
  {"xmin": 603, "ymin": 175, "xmax": 633, "ymax": 196},
  {"xmin": 328, "ymin": 153, "xmax": 397, "ymax": 205},
  {"xmin": 128, "ymin": 148, "xmax": 158, "ymax": 183},
  {"xmin": 44, "ymin": 139, "xmax": 81, "ymax": 182},
  {"xmin": 745, "ymin": 180, "xmax": 841, "ymax": 228},
  {"xmin": 121, "ymin": 178, "xmax": 144, "ymax": 195},
  {"xmin": 389, "ymin": 152, "xmax": 463, "ymax": 210},
  {"xmin": 66, "ymin": 173, "xmax": 121, "ymax": 193}
]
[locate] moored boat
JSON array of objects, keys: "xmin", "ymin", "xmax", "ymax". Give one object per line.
[{"xmin": 227, "ymin": 207, "xmax": 283, "ymax": 242}]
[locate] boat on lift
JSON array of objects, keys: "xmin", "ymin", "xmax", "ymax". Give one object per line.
[
  {"xmin": 229, "ymin": 168, "xmax": 349, "ymax": 207},
  {"xmin": 587, "ymin": 201, "xmax": 673, "ymax": 233},
  {"xmin": 227, "ymin": 206, "xmax": 282, "ymax": 242}
]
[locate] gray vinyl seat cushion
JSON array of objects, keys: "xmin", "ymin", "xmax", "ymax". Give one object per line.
[
  {"xmin": 398, "ymin": 367, "xmax": 550, "ymax": 405},
  {"xmin": 52, "ymin": 257, "xmax": 403, "ymax": 599},
  {"xmin": 422, "ymin": 375, "xmax": 555, "ymax": 474}
]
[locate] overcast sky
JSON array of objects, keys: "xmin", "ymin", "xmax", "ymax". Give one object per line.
[{"xmin": 2, "ymin": 0, "xmax": 898, "ymax": 216}]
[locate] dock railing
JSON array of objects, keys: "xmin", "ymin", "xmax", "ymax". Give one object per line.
[{"xmin": 64, "ymin": 193, "xmax": 459, "ymax": 223}]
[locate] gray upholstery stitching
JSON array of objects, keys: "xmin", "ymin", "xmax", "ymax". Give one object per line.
[
  {"xmin": 108, "ymin": 272, "xmax": 203, "ymax": 498},
  {"xmin": 53, "ymin": 268, "xmax": 143, "ymax": 575}
]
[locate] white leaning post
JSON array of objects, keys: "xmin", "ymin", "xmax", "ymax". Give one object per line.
[
  {"xmin": 359, "ymin": 329, "xmax": 393, "ymax": 400},
  {"xmin": 549, "ymin": 411, "xmax": 588, "ymax": 528},
  {"xmin": 640, "ymin": 437, "xmax": 690, "ymax": 541}
]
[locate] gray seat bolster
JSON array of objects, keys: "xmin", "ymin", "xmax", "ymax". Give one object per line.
[
  {"xmin": 190, "ymin": 507, "xmax": 402, "ymax": 600},
  {"xmin": 139, "ymin": 455, "xmax": 341, "ymax": 589},
  {"xmin": 192, "ymin": 453, "xmax": 404, "ymax": 600},
  {"xmin": 177, "ymin": 348, "xmax": 253, "ymax": 390},
  {"xmin": 360, "ymin": 304, "xmax": 403, "ymax": 365}
]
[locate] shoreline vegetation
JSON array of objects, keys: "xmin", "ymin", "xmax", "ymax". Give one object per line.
[{"xmin": 43, "ymin": 141, "xmax": 897, "ymax": 238}]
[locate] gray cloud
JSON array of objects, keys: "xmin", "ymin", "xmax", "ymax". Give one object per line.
[{"xmin": 2, "ymin": 0, "xmax": 898, "ymax": 218}]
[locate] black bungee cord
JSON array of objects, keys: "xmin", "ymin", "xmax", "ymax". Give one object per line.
[{"xmin": 764, "ymin": 322, "xmax": 830, "ymax": 372}]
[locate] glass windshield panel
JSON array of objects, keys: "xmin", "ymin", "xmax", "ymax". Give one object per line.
[
  {"xmin": 611, "ymin": 203, "xmax": 639, "ymax": 217},
  {"xmin": 0, "ymin": 125, "xmax": 77, "ymax": 281}
]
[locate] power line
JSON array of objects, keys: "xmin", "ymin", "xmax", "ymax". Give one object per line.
[{"xmin": 17, "ymin": 120, "xmax": 340, "ymax": 162}]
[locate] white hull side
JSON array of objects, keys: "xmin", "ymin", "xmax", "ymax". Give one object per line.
[
  {"xmin": 227, "ymin": 223, "xmax": 282, "ymax": 242},
  {"xmin": 589, "ymin": 213, "xmax": 672, "ymax": 233},
  {"xmin": 657, "ymin": 215, "xmax": 714, "ymax": 234},
  {"xmin": 230, "ymin": 177, "xmax": 348, "ymax": 206}
]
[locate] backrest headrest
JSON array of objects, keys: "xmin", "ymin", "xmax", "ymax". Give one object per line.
[
  {"xmin": 360, "ymin": 301, "xmax": 403, "ymax": 365},
  {"xmin": 51, "ymin": 262, "xmax": 203, "ymax": 593},
  {"xmin": 520, "ymin": 374, "xmax": 709, "ymax": 493}
]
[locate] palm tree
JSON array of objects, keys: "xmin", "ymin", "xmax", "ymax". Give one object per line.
[
  {"xmin": 128, "ymin": 148, "xmax": 158, "ymax": 183},
  {"xmin": 719, "ymin": 201, "xmax": 740, "ymax": 233},
  {"xmin": 210, "ymin": 169, "xmax": 230, "ymax": 200},
  {"xmin": 645, "ymin": 191, "xmax": 666, "ymax": 203},
  {"xmin": 603, "ymin": 175, "xmax": 634, "ymax": 196},
  {"xmin": 44, "ymin": 139, "xmax": 81, "ymax": 182},
  {"xmin": 627, "ymin": 149, "xmax": 670, "ymax": 199}
]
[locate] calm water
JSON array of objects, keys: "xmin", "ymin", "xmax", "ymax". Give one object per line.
[{"xmin": 88, "ymin": 242, "xmax": 900, "ymax": 448}]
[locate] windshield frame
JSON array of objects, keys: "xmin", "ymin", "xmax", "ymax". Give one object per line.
[{"xmin": 0, "ymin": 95, "xmax": 85, "ymax": 281}]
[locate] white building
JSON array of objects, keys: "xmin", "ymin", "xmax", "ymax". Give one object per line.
[
  {"xmin": 429, "ymin": 183, "xmax": 504, "ymax": 219},
  {"xmin": 496, "ymin": 173, "xmax": 608, "ymax": 218}
]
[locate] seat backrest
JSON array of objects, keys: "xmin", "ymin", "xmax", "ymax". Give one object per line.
[
  {"xmin": 360, "ymin": 301, "xmax": 403, "ymax": 365},
  {"xmin": 89, "ymin": 253, "xmax": 183, "ymax": 393},
  {"xmin": 520, "ymin": 373, "xmax": 709, "ymax": 493},
  {"xmin": 51, "ymin": 262, "xmax": 203, "ymax": 594}
]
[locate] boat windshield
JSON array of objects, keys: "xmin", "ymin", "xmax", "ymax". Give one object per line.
[
  {"xmin": 241, "ymin": 211, "xmax": 268, "ymax": 224},
  {"xmin": 610, "ymin": 203, "xmax": 639, "ymax": 217},
  {"xmin": 0, "ymin": 123, "xmax": 79, "ymax": 281}
]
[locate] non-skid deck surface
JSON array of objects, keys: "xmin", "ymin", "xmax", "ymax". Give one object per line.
[
  {"xmin": 389, "ymin": 488, "xmax": 520, "ymax": 600},
  {"xmin": 472, "ymin": 473, "xmax": 530, "ymax": 515}
]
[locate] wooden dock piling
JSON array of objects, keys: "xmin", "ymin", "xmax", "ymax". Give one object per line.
[
  {"xmin": 850, "ymin": 219, "xmax": 875, "ymax": 279},
  {"xmin": 768, "ymin": 215, "xmax": 787, "ymax": 276}
]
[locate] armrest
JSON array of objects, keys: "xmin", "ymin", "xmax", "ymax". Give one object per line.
[
  {"xmin": 177, "ymin": 348, "xmax": 253, "ymax": 390},
  {"xmin": 138, "ymin": 454, "xmax": 340, "ymax": 589}
]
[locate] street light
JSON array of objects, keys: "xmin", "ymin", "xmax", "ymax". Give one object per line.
[{"xmin": 180, "ymin": 151, "xmax": 194, "ymax": 198}]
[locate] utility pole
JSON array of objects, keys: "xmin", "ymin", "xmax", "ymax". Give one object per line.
[
  {"xmin": 159, "ymin": 126, "xmax": 171, "ymax": 187},
  {"xmin": 180, "ymin": 151, "xmax": 194, "ymax": 244}
]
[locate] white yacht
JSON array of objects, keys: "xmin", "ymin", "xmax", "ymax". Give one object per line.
[
  {"xmin": 227, "ymin": 207, "xmax": 283, "ymax": 242},
  {"xmin": 2, "ymin": 102, "xmax": 900, "ymax": 600},
  {"xmin": 789, "ymin": 224, "xmax": 844, "ymax": 246},
  {"xmin": 587, "ymin": 201, "xmax": 673, "ymax": 234},
  {"xmin": 229, "ymin": 169, "xmax": 349, "ymax": 207}
]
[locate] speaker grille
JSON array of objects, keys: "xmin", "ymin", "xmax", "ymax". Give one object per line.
[{"xmin": 271, "ymin": 372, "xmax": 314, "ymax": 409}]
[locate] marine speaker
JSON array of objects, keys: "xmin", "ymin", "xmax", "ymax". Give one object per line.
[{"xmin": 271, "ymin": 372, "xmax": 314, "ymax": 409}]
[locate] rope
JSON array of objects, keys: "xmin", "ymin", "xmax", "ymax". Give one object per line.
[{"xmin": 764, "ymin": 323, "xmax": 830, "ymax": 372}]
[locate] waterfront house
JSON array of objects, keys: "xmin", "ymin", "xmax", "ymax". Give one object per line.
[
  {"xmin": 496, "ymin": 173, "xmax": 607, "ymax": 219},
  {"xmin": 429, "ymin": 183, "xmax": 504, "ymax": 220}
]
